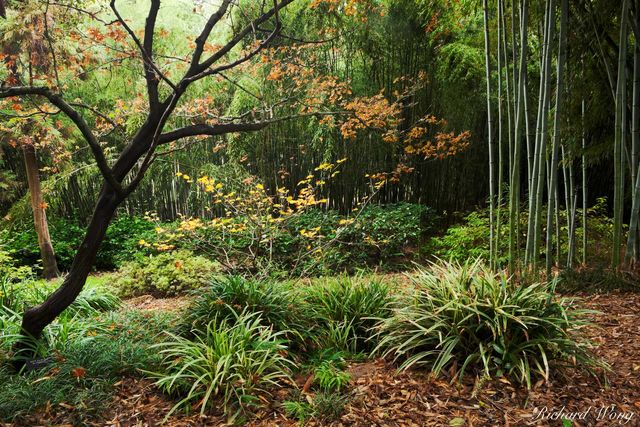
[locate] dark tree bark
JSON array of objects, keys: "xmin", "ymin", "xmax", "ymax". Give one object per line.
[{"xmin": 21, "ymin": 187, "xmax": 120, "ymax": 338}]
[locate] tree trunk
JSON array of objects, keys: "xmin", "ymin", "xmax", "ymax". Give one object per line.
[
  {"xmin": 509, "ymin": 0, "xmax": 528, "ymax": 272},
  {"xmin": 582, "ymin": 96, "xmax": 587, "ymax": 265},
  {"xmin": 613, "ymin": 0, "xmax": 629, "ymax": 268},
  {"xmin": 483, "ymin": 0, "xmax": 496, "ymax": 269},
  {"xmin": 22, "ymin": 143, "xmax": 59, "ymax": 279},
  {"xmin": 19, "ymin": 187, "xmax": 119, "ymax": 341},
  {"xmin": 527, "ymin": 0, "xmax": 556, "ymax": 269},
  {"xmin": 546, "ymin": 0, "xmax": 567, "ymax": 276}
]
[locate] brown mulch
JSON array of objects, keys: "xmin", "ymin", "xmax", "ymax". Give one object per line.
[
  {"xmin": 16, "ymin": 292, "xmax": 640, "ymax": 427},
  {"xmin": 123, "ymin": 295, "xmax": 192, "ymax": 312}
]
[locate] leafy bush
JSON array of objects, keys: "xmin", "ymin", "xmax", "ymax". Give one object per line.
[
  {"xmin": 340, "ymin": 202, "xmax": 434, "ymax": 261},
  {"xmin": 303, "ymin": 275, "xmax": 393, "ymax": 353},
  {"xmin": 153, "ymin": 203, "xmax": 435, "ymax": 276},
  {"xmin": 314, "ymin": 360, "xmax": 351, "ymax": 391},
  {"xmin": 112, "ymin": 250, "xmax": 218, "ymax": 297},
  {"xmin": 427, "ymin": 210, "xmax": 493, "ymax": 262},
  {"xmin": 428, "ymin": 198, "xmax": 616, "ymax": 268},
  {"xmin": 374, "ymin": 259, "xmax": 600, "ymax": 388},
  {"xmin": 284, "ymin": 203, "xmax": 435, "ymax": 273},
  {"xmin": 180, "ymin": 275, "xmax": 303, "ymax": 342},
  {"xmin": 1, "ymin": 215, "xmax": 156, "ymax": 272},
  {"xmin": 97, "ymin": 216, "xmax": 157, "ymax": 269},
  {"xmin": 150, "ymin": 309, "xmax": 294, "ymax": 420},
  {"xmin": 0, "ymin": 247, "xmax": 32, "ymax": 281}
]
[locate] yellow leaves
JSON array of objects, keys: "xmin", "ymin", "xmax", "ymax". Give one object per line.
[
  {"xmin": 179, "ymin": 218, "xmax": 203, "ymax": 232},
  {"xmin": 314, "ymin": 162, "xmax": 333, "ymax": 171},
  {"xmin": 338, "ymin": 218, "xmax": 354, "ymax": 226},
  {"xmin": 300, "ymin": 227, "xmax": 321, "ymax": 238},
  {"xmin": 155, "ymin": 243, "xmax": 175, "ymax": 251}
]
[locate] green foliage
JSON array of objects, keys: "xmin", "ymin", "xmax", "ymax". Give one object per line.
[
  {"xmin": 324, "ymin": 203, "xmax": 434, "ymax": 269},
  {"xmin": 314, "ymin": 360, "xmax": 351, "ymax": 392},
  {"xmin": 180, "ymin": 275, "xmax": 303, "ymax": 342},
  {"xmin": 1, "ymin": 275, "xmax": 120, "ymax": 346},
  {"xmin": 429, "ymin": 199, "xmax": 616, "ymax": 268},
  {"xmin": 150, "ymin": 309, "xmax": 294, "ymax": 420},
  {"xmin": 282, "ymin": 399, "xmax": 314, "ymax": 423},
  {"xmin": 0, "ymin": 308, "xmax": 173, "ymax": 424},
  {"xmin": 164, "ymin": 203, "xmax": 435, "ymax": 276},
  {"xmin": 1, "ymin": 216, "xmax": 156, "ymax": 272},
  {"xmin": 374, "ymin": 259, "xmax": 601, "ymax": 388},
  {"xmin": 303, "ymin": 275, "xmax": 393, "ymax": 353},
  {"xmin": 0, "ymin": 247, "xmax": 33, "ymax": 299},
  {"xmin": 428, "ymin": 210, "xmax": 493, "ymax": 262},
  {"xmin": 113, "ymin": 250, "xmax": 218, "ymax": 297},
  {"xmin": 283, "ymin": 389, "xmax": 350, "ymax": 423},
  {"xmin": 311, "ymin": 390, "xmax": 350, "ymax": 421}
]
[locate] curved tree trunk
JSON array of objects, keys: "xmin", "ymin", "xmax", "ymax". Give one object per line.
[
  {"xmin": 20, "ymin": 187, "xmax": 120, "ymax": 339},
  {"xmin": 23, "ymin": 143, "xmax": 59, "ymax": 279}
]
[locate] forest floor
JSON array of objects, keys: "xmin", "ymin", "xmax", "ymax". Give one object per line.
[{"xmin": 90, "ymin": 290, "xmax": 640, "ymax": 427}]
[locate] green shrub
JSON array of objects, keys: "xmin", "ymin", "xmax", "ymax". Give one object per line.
[
  {"xmin": 1, "ymin": 216, "xmax": 156, "ymax": 272},
  {"xmin": 160, "ymin": 203, "xmax": 435, "ymax": 276},
  {"xmin": 97, "ymin": 216, "xmax": 157, "ymax": 269},
  {"xmin": 112, "ymin": 250, "xmax": 218, "ymax": 297},
  {"xmin": 303, "ymin": 275, "xmax": 393, "ymax": 353},
  {"xmin": 181, "ymin": 276, "xmax": 303, "ymax": 341},
  {"xmin": 429, "ymin": 198, "xmax": 616, "ymax": 268},
  {"xmin": 374, "ymin": 259, "xmax": 601, "ymax": 388},
  {"xmin": 287, "ymin": 203, "xmax": 435, "ymax": 273},
  {"xmin": 341, "ymin": 202, "xmax": 434, "ymax": 261},
  {"xmin": 149, "ymin": 309, "xmax": 294, "ymax": 420},
  {"xmin": 428, "ymin": 210, "xmax": 493, "ymax": 262}
]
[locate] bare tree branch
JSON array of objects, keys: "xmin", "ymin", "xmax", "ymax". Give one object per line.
[
  {"xmin": 110, "ymin": 0, "xmax": 176, "ymax": 100},
  {"xmin": 187, "ymin": 0, "xmax": 294, "ymax": 79},
  {"xmin": 188, "ymin": 0, "xmax": 233, "ymax": 71},
  {"xmin": 0, "ymin": 86, "xmax": 124, "ymax": 196},
  {"xmin": 157, "ymin": 111, "xmax": 343, "ymax": 145}
]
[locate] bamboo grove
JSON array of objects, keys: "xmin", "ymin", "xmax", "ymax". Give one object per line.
[{"xmin": 481, "ymin": 0, "xmax": 640, "ymax": 272}]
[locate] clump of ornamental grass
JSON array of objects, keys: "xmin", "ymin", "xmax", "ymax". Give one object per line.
[
  {"xmin": 180, "ymin": 275, "xmax": 305, "ymax": 343},
  {"xmin": 373, "ymin": 259, "xmax": 602, "ymax": 388},
  {"xmin": 302, "ymin": 274, "xmax": 393, "ymax": 353},
  {"xmin": 149, "ymin": 309, "xmax": 294, "ymax": 421}
]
